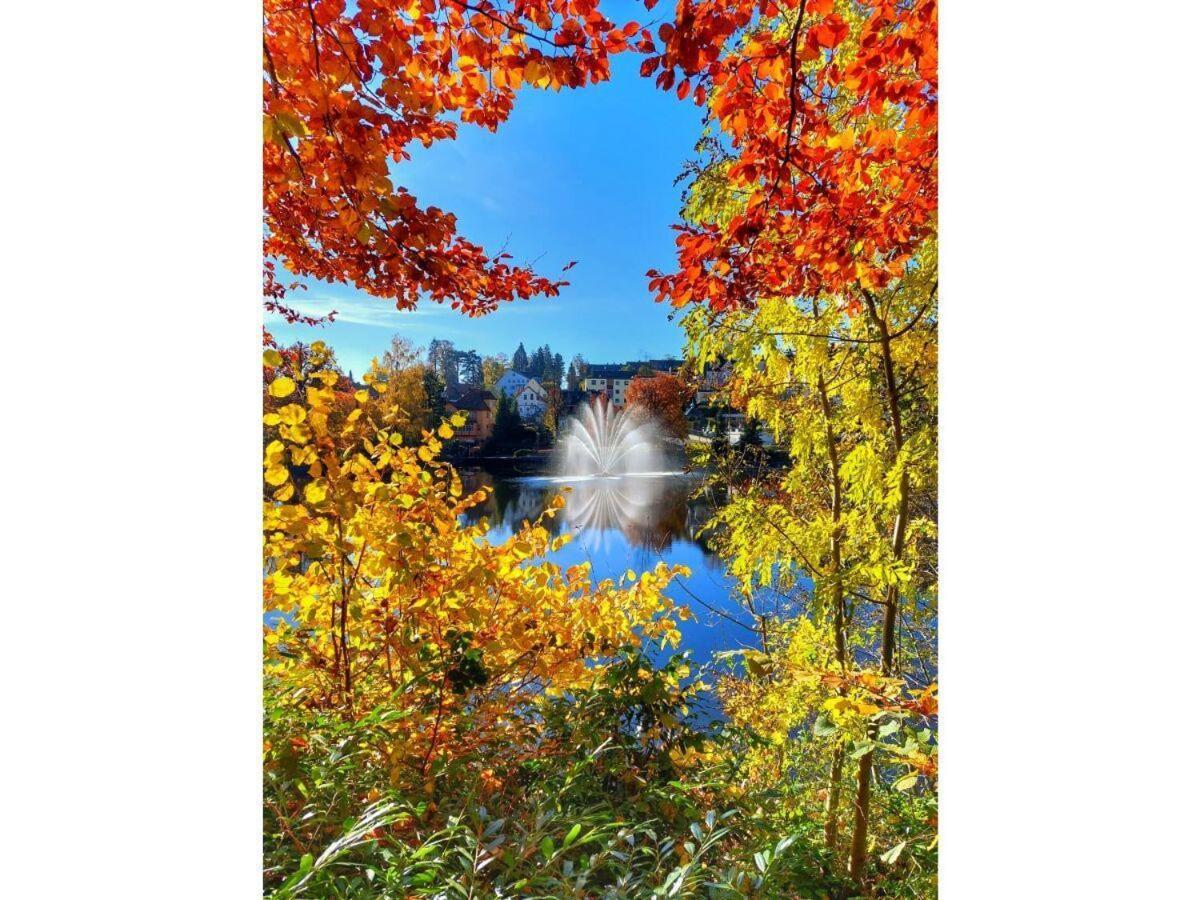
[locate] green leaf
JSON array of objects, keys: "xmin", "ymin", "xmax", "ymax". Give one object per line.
[
  {"xmin": 563, "ymin": 823, "xmax": 582, "ymax": 848},
  {"xmin": 849, "ymin": 740, "xmax": 875, "ymax": 760},
  {"xmin": 880, "ymin": 840, "xmax": 907, "ymax": 866},
  {"xmin": 893, "ymin": 773, "xmax": 919, "ymax": 792},
  {"xmin": 540, "ymin": 836, "xmax": 555, "ymax": 861},
  {"xmin": 813, "ymin": 713, "xmax": 838, "ymax": 737}
]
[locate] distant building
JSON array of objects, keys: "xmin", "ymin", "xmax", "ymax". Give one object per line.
[
  {"xmin": 492, "ymin": 369, "xmax": 531, "ymax": 399},
  {"xmin": 641, "ymin": 358, "xmax": 684, "ymax": 375},
  {"xmin": 514, "ymin": 379, "xmax": 548, "ymax": 421},
  {"xmin": 582, "ymin": 359, "xmax": 683, "ymax": 407},
  {"xmin": 444, "ymin": 385, "xmax": 497, "ymax": 447},
  {"xmin": 686, "ymin": 362, "xmax": 744, "ymax": 438}
]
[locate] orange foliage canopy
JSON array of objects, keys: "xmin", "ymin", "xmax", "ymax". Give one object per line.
[
  {"xmin": 263, "ymin": 0, "xmax": 652, "ymax": 315},
  {"xmin": 264, "ymin": 0, "xmax": 936, "ymax": 319},
  {"xmin": 626, "ymin": 372, "xmax": 695, "ymax": 440},
  {"xmin": 645, "ymin": 0, "xmax": 938, "ymax": 313}
]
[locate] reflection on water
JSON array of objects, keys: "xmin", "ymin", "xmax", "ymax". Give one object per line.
[
  {"xmin": 460, "ymin": 468, "xmax": 758, "ymax": 673},
  {"xmin": 461, "ymin": 470, "xmax": 708, "ymax": 552}
]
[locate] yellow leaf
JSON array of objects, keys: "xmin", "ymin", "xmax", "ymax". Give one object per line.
[
  {"xmin": 355, "ymin": 389, "xmax": 369, "ymax": 403},
  {"xmin": 265, "ymin": 465, "xmax": 289, "ymax": 486},
  {"xmin": 279, "ymin": 404, "xmax": 306, "ymax": 425},
  {"xmin": 523, "ymin": 59, "xmax": 551, "ymax": 88},
  {"xmin": 268, "ymin": 376, "xmax": 296, "ymax": 398},
  {"xmin": 272, "ymin": 483, "xmax": 294, "ymax": 501},
  {"xmin": 827, "ymin": 129, "xmax": 855, "ymax": 151},
  {"xmin": 438, "ymin": 422, "xmax": 455, "ymax": 439},
  {"xmin": 263, "ymin": 349, "xmax": 283, "ymax": 367},
  {"xmin": 304, "ymin": 481, "xmax": 328, "ymax": 504}
]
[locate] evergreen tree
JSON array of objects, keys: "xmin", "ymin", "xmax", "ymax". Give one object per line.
[
  {"xmin": 512, "ymin": 342, "xmax": 529, "ymax": 374},
  {"xmin": 489, "ymin": 391, "xmax": 524, "ymax": 450},
  {"xmin": 458, "ymin": 350, "xmax": 483, "ymax": 386}
]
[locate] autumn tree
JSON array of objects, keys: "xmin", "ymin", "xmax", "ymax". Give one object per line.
[
  {"xmin": 645, "ymin": 0, "xmax": 938, "ymax": 886},
  {"xmin": 482, "ymin": 352, "xmax": 509, "ymax": 388},
  {"xmin": 263, "ymin": 0, "xmax": 657, "ymax": 320},
  {"xmin": 370, "ymin": 334, "xmax": 437, "ymax": 443},
  {"xmin": 626, "ymin": 373, "xmax": 694, "ymax": 440},
  {"xmin": 542, "ymin": 384, "xmax": 564, "ymax": 436}
]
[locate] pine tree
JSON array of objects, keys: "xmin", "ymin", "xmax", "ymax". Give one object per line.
[
  {"xmin": 489, "ymin": 391, "xmax": 523, "ymax": 450},
  {"xmin": 512, "ymin": 342, "xmax": 529, "ymax": 374}
]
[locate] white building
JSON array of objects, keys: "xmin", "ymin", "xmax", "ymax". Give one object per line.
[
  {"xmin": 493, "ymin": 369, "xmax": 531, "ymax": 398},
  {"xmin": 514, "ymin": 379, "xmax": 548, "ymax": 421},
  {"xmin": 583, "ymin": 365, "xmax": 634, "ymax": 407}
]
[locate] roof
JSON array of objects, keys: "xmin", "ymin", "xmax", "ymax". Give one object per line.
[
  {"xmin": 642, "ymin": 358, "xmax": 684, "ymax": 372},
  {"xmin": 585, "ymin": 359, "xmax": 683, "ymax": 379},
  {"xmin": 516, "ymin": 379, "xmax": 547, "ymax": 398},
  {"xmin": 444, "ymin": 385, "xmax": 494, "ymax": 411},
  {"xmin": 585, "ymin": 364, "xmax": 636, "ymax": 379}
]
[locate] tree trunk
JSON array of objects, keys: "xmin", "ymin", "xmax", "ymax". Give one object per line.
[
  {"xmin": 848, "ymin": 291, "xmax": 911, "ymax": 885},
  {"xmin": 824, "ymin": 743, "xmax": 846, "ymax": 849},
  {"xmin": 817, "ymin": 364, "xmax": 848, "ymax": 850}
]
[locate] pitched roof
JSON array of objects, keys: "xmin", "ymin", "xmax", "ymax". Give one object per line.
[
  {"xmin": 516, "ymin": 379, "xmax": 547, "ymax": 398},
  {"xmin": 444, "ymin": 385, "xmax": 494, "ymax": 411},
  {"xmin": 584, "ymin": 359, "xmax": 683, "ymax": 379},
  {"xmin": 585, "ymin": 364, "xmax": 636, "ymax": 378}
]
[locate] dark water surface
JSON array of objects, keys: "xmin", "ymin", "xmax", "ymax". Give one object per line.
[{"xmin": 459, "ymin": 468, "xmax": 765, "ymax": 671}]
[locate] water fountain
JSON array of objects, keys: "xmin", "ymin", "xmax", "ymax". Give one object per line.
[
  {"xmin": 549, "ymin": 398, "xmax": 680, "ymax": 541},
  {"xmin": 558, "ymin": 397, "xmax": 663, "ymax": 477}
]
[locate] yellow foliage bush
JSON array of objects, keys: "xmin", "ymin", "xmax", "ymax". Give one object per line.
[{"xmin": 263, "ymin": 347, "xmax": 686, "ymax": 791}]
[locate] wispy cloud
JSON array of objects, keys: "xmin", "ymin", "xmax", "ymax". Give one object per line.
[
  {"xmin": 267, "ymin": 291, "xmax": 565, "ymax": 329},
  {"xmin": 266, "ymin": 293, "xmax": 460, "ymax": 328}
]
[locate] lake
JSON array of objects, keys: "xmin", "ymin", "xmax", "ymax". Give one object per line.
[{"xmin": 459, "ymin": 467, "xmax": 768, "ymax": 686}]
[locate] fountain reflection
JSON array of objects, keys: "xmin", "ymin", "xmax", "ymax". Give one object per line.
[
  {"xmin": 459, "ymin": 398, "xmax": 717, "ymax": 552},
  {"xmin": 460, "ymin": 470, "xmax": 704, "ymax": 552}
]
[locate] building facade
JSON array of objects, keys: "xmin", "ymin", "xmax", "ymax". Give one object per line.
[
  {"xmin": 443, "ymin": 386, "xmax": 497, "ymax": 447},
  {"xmin": 492, "ymin": 369, "xmax": 531, "ymax": 399},
  {"xmin": 581, "ymin": 359, "xmax": 682, "ymax": 408},
  {"xmin": 514, "ymin": 379, "xmax": 548, "ymax": 420}
]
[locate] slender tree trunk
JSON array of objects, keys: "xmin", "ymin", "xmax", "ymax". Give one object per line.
[
  {"xmin": 817, "ymin": 365, "xmax": 848, "ymax": 850},
  {"xmin": 848, "ymin": 292, "xmax": 912, "ymax": 884},
  {"xmin": 335, "ymin": 522, "xmax": 354, "ymax": 707},
  {"xmin": 824, "ymin": 745, "xmax": 846, "ymax": 849}
]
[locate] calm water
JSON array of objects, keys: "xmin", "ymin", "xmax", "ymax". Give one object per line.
[{"xmin": 459, "ymin": 468, "xmax": 771, "ymax": 674}]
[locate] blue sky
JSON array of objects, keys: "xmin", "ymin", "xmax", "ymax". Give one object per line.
[{"xmin": 267, "ymin": 36, "xmax": 705, "ymax": 378}]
